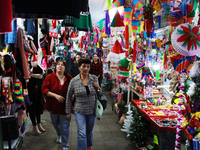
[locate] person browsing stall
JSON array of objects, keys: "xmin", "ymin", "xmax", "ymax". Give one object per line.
[
  {"xmin": 41, "ymin": 60, "xmax": 72, "ymax": 150},
  {"xmin": 66, "ymin": 58, "xmax": 101, "ymax": 150},
  {"xmin": 90, "ymin": 53, "xmax": 103, "ymax": 87}
]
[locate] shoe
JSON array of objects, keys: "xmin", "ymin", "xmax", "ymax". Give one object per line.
[
  {"xmin": 63, "ymin": 148, "xmax": 68, "ymax": 150},
  {"xmin": 56, "ymin": 136, "xmax": 62, "ymax": 144},
  {"xmin": 87, "ymin": 148, "xmax": 92, "ymax": 150},
  {"xmin": 37, "ymin": 123, "xmax": 46, "ymax": 132},
  {"xmin": 32, "ymin": 126, "xmax": 41, "ymax": 134}
]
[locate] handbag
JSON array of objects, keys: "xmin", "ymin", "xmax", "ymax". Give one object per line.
[
  {"xmin": 95, "ymin": 99, "xmax": 103, "ymax": 120},
  {"xmin": 95, "ymin": 90, "xmax": 107, "ymax": 120},
  {"xmin": 96, "ymin": 90, "xmax": 107, "ymax": 110}
]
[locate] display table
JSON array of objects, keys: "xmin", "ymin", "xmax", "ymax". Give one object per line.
[
  {"xmin": 131, "ymin": 99, "xmax": 186, "ymax": 150},
  {"xmin": 131, "ymin": 99, "xmax": 185, "ymax": 132}
]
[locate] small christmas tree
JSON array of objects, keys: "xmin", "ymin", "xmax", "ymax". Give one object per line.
[
  {"xmin": 189, "ymin": 61, "xmax": 200, "ymax": 109},
  {"xmin": 190, "ymin": 75, "xmax": 200, "ymax": 104},
  {"xmin": 121, "ymin": 103, "xmax": 134, "ymax": 136},
  {"xmin": 128, "ymin": 106, "xmax": 150, "ymax": 146}
]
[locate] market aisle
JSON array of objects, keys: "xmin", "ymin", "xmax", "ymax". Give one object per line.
[{"xmin": 20, "ymin": 91, "xmax": 138, "ymax": 150}]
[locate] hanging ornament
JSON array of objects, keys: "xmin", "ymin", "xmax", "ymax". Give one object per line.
[
  {"xmin": 105, "ymin": 10, "xmax": 111, "ymax": 35},
  {"xmin": 172, "ymin": 23, "xmax": 200, "ymax": 56},
  {"xmin": 168, "ymin": 6, "xmax": 184, "ymax": 27},
  {"xmin": 186, "ymin": 4, "xmax": 195, "ymax": 24},
  {"xmin": 143, "ymin": 3, "xmax": 154, "ymax": 37},
  {"xmin": 124, "ymin": 25, "xmax": 129, "ymax": 49}
]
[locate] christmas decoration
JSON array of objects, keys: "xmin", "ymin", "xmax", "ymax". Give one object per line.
[
  {"xmin": 168, "ymin": 53, "xmax": 196, "ymax": 73},
  {"xmin": 109, "ymin": 0, "xmax": 143, "ymax": 25},
  {"xmin": 107, "ymin": 40, "xmax": 125, "ymax": 63},
  {"xmin": 128, "ymin": 106, "xmax": 150, "ymax": 146},
  {"xmin": 171, "ymin": 23, "xmax": 200, "ymax": 56},
  {"xmin": 189, "ymin": 61, "xmax": 200, "ymax": 108},
  {"xmin": 186, "ymin": 4, "xmax": 195, "ymax": 24},
  {"xmin": 105, "ymin": 10, "xmax": 111, "ymax": 35},
  {"xmin": 121, "ymin": 103, "xmax": 134, "ymax": 136},
  {"xmin": 143, "ymin": 3, "xmax": 154, "ymax": 37},
  {"xmin": 168, "ymin": 6, "xmax": 184, "ymax": 27}
]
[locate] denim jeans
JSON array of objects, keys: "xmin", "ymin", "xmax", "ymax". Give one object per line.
[
  {"xmin": 49, "ymin": 111, "xmax": 70, "ymax": 148},
  {"xmin": 74, "ymin": 111, "xmax": 96, "ymax": 150}
]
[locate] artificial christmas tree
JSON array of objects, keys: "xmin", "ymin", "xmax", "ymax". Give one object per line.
[
  {"xmin": 121, "ymin": 103, "xmax": 134, "ymax": 136},
  {"xmin": 189, "ymin": 61, "xmax": 200, "ymax": 110},
  {"xmin": 128, "ymin": 106, "xmax": 150, "ymax": 147}
]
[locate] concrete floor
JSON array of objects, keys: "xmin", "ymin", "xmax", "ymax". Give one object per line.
[{"xmin": 20, "ymin": 91, "xmax": 138, "ymax": 150}]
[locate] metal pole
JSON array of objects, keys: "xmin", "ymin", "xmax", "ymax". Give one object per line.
[{"xmin": 127, "ymin": 69, "xmax": 131, "ymax": 104}]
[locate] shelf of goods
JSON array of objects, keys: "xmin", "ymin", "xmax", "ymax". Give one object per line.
[{"xmin": 131, "ymin": 87, "xmax": 163, "ymax": 99}]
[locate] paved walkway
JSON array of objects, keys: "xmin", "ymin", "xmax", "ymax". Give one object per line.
[{"xmin": 20, "ymin": 91, "xmax": 138, "ymax": 150}]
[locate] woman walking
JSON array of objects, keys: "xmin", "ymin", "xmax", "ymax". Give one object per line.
[
  {"xmin": 66, "ymin": 58, "xmax": 100, "ymax": 150},
  {"xmin": 42, "ymin": 60, "xmax": 72, "ymax": 150}
]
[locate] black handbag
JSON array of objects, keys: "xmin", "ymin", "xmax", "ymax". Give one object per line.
[
  {"xmin": 1, "ymin": 115, "xmax": 19, "ymax": 141},
  {"xmin": 0, "ymin": 115, "xmax": 20, "ymax": 150}
]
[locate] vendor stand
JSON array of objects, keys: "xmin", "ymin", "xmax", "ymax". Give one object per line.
[
  {"xmin": 101, "ymin": 0, "xmax": 199, "ymax": 149},
  {"xmin": 131, "ymin": 99, "xmax": 186, "ymax": 150}
]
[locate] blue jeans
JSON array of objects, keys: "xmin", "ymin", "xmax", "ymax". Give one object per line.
[
  {"xmin": 50, "ymin": 111, "xmax": 70, "ymax": 148},
  {"xmin": 74, "ymin": 111, "xmax": 96, "ymax": 150}
]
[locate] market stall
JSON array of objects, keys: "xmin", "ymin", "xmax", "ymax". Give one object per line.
[{"xmin": 0, "ymin": 0, "xmax": 200, "ymax": 149}]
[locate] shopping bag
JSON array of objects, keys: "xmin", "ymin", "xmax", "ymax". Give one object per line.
[{"xmin": 95, "ymin": 99, "xmax": 103, "ymax": 120}]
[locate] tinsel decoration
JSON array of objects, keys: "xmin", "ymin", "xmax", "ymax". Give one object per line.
[
  {"xmin": 105, "ymin": 10, "xmax": 111, "ymax": 35},
  {"xmin": 143, "ymin": 3, "xmax": 154, "ymax": 37},
  {"xmin": 175, "ymin": 74, "xmax": 185, "ymax": 150}
]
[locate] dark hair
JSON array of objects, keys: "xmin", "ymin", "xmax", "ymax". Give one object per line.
[
  {"xmin": 54, "ymin": 60, "xmax": 68, "ymax": 76},
  {"xmin": 76, "ymin": 53, "xmax": 82, "ymax": 57},
  {"xmin": 78, "ymin": 58, "xmax": 91, "ymax": 67},
  {"xmin": 93, "ymin": 53, "xmax": 98, "ymax": 57},
  {"xmin": 74, "ymin": 53, "xmax": 82, "ymax": 61}
]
